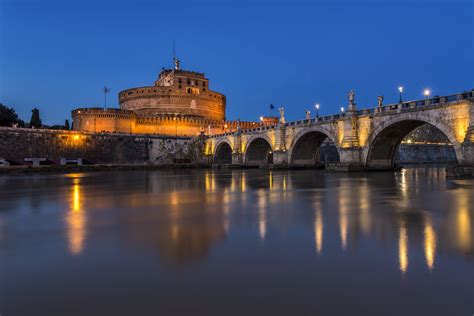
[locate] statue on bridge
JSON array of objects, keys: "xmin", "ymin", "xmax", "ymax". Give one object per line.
[
  {"xmin": 378, "ymin": 95, "xmax": 384, "ymax": 107},
  {"xmin": 305, "ymin": 110, "xmax": 311, "ymax": 120},
  {"xmin": 279, "ymin": 107, "xmax": 286, "ymax": 124},
  {"xmin": 348, "ymin": 90, "xmax": 356, "ymax": 111}
]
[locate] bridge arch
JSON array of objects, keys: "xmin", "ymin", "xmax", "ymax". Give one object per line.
[
  {"xmin": 213, "ymin": 140, "xmax": 233, "ymax": 164},
  {"xmin": 288, "ymin": 126, "xmax": 340, "ymax": 166},
  {"xmin": 363, "ymin": 114, "xmax": 462, "ymax": 169},
  {"xmin": 244, "ymin": 136, "xmax": 273, "ymax": 165}
]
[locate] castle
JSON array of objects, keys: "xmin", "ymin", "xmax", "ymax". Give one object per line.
[{"xmin": 72, "ymin": 58, "xmax": 257, "ymax": 136}]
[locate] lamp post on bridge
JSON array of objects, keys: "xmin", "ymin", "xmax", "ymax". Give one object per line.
[
  {"xmin": 315, "ymin": 103, "xmax": 320, "ymax": 118},
  {"xmin": 398, "ymin": 86, "xmax": 404, "ymax": 103},
  {"xmin": 424, "ymin": 89, "xmax": 431, "ymax": 99}
]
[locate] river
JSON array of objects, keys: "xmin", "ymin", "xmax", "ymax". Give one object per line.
[{"xmin": 0, "ymin": 168, "xmax": 472, "ymax": 315}]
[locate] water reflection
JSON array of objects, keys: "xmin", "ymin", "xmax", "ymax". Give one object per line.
[
  {"xmin": 257, "ymin": 189, "xmax": 267, "ymax": 241},
  {"xmin": 453, "ymin": 190, "xmax": 472, "ymax": 253},
  {"xmin": 66, "ymin": 177, "xmax": 86, "ymax": 255},
  {"xmin": 314, "ymin": 207, "xmax": 323, "ymax": 255},
  {"xmin": 424, "ymin": 220, "xmax": 437, "ymax": 271},
  {"xmin": 399, "ymin": 221, "xmax": 409, "ymax": 274},
  {"xmin": 0, "ymin": 169, "xmax": 474, "ymax": 275},
  {"xmin": 338, "ymin": 183, "xmax": 349, "ymax": 251}
]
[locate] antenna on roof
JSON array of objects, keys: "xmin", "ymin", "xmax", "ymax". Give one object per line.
[{"xmin": 172, "ymin": 37, "xmax": 176, "ymax": 60}]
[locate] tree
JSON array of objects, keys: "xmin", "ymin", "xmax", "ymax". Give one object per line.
[
  {"xmin": 30, "ymin": 108, "xmax": 42, "ymax": 128},
  {"xmin": 65, "ymin": 119, "xmax": 70, "ymax": 130},
  {"xmin": 0, "ymin": 103, "xmax": 25, "ymax": 127}
]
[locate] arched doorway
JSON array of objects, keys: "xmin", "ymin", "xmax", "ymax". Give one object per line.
[
  {"xmin": 290, "ymin": 131, "xmax": 340, "ymax": 167},
  {"xmin": 214, "ymin": 142, "xmax": 232, "ymax": 164},
  {"xmin": 245, "ymin": 138, "xmax": 273, "ymax": 165},
  {"xmin": 366, "ymin": 120, "xmax": 458, "ymax": 169}
]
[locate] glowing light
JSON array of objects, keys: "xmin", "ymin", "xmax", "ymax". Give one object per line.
[
  {"xmin": 358, "ymin": 180, "xmax": 371, "ymax": 235},
  {"xmin": 340, "ymin": 107, "xmax": 345, "ymax": 113},
  {"xmin": 398, "ymin": 86, "xmax": 404, "ymax": 93},
  {"xmin": 259, "ymin": 116, "xmax": 264, "ymax": 122},
  {"xmin": 315, "ymin": 104, "xmax": 320, "ymax": 110},
  {"xmin": 269, "ymin": 172, "xmax": 273, "ymax": 191},
  {"xmin": 170, "ymin": 191, "xmax": 179, "ymax": 206},
  {"xmin": 339, "ymin": 190, "xmax": 348, "ymax": 250},
  {"xmin": 456, "ymin": 202, "xmax": 471, "ymax": 252},
  {"xmin": 315, "ymin": 210, "xmax": 323, "ymax": 255},
  {"xmin": 399, "ymin": 225, "xmax": 408, "ymax": 275},
  {"xmin": 258, "ymin": 190, "xmax": 267, "ymax": 241},
  {"xmin": 73, "ymin": 134, "xmax": 80, "ymax": 141},
  {"xmin": 423, "ymin": 89, "xmax": 431, "ymax": 97},
  {"xmin": 67, "ymin": 179, "xmax": 86, "ymax": 255},
  {"xmin": 205, "ymin": 172, "xmax": 215, "ymax": 192},
  {"xmin": 241, "ymin": 173, "xmax": 246, "ymax": 193},
  {"xmin": 424, "ymin": 222, "xmax": 437, "ymax": 271}
]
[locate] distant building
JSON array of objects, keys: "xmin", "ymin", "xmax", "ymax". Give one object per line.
[{"xmin": 72, "ymin": 59, "xmax": 256, "ymax": 136}]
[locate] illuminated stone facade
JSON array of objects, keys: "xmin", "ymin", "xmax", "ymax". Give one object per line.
[
  {"xmin": 72, "ymin": 61, "xmax": 256, "ymax": 136},
  {"xmin": 207, "ymin": 90, "xmax": 474, "ymax": 169}
]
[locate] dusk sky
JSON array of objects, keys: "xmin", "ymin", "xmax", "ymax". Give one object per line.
[{"xmin": 1, "ymin": 0, "xmax": 472, "ymax": 125}]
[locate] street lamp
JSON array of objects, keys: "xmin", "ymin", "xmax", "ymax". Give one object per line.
[
  {"xmin": 340, "ymin": 107, "xmax": 345, "ymax": 113},
  {"xmin": 424, "ymin": 89, "xmax": 431, "ymax": 99},
  {"xmin": 398, "ymin": 86, "xmax": 404, "ymax": 103},
  {"xmin": 315, "ymin": 103, "xmax": 320, "ymax": 118}
]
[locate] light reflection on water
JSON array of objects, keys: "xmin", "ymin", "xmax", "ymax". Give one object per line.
[{"xmin": 0, "ymin": 168, "xmax": 473, "ymax": 315}]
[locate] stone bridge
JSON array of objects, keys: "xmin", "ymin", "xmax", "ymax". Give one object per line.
[{"xmin": 204, "ymin": 90, "xmax": 474, "ymax": 170}]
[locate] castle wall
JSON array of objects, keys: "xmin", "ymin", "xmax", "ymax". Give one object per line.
[
  {"xmin": 0, "ymin": 127, "xmax": 196, "ymax": 165},
  {"xmin": 72, "ymin": 108, "xmax": 258, "ymax": 137},
  {"xmin": 120, "ymin": 93, "xmax": 226, "ymax": 121}
]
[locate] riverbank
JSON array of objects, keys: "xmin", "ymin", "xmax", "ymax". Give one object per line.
[{"xmin": 0, "ymin": 163, "xmax": 212, "ymax": 174}]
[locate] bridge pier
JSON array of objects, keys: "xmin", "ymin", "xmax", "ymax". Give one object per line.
[
  {"xmin": 272, "ymin": 150, "xmax": 288, "ymax": 166},
  {"xmin": 327, "ymin": 147, "xmax": 364, "ymax": 171},
  {"xmin": 460, "ymin": 142, "xmax": 474, "ymax": 165},
  {"xmin": 232, "ymin": 153, "xmax": 243, "ymax": 164}
]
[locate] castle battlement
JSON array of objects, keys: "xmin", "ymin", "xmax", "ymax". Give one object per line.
[{"xmin": 72, "ymin": 59, "xmax": 240, "ymax": 136}]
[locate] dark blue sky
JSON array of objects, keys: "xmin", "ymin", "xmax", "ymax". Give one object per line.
[{"xmin": 1, "ymin": 0, "xmax": 472, "ymax": 124}]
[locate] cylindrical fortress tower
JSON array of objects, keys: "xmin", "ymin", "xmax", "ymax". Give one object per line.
[{"xmin": 118, "ymin": 66, "xmax": 226, "ymax": 121}]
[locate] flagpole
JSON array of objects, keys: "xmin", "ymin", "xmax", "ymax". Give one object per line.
[{"xmin": 103, "ymin": 86, "xmax": 110, "ymax": 109}]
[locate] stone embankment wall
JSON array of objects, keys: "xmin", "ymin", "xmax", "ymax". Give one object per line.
[
  {"xmin": 319, "ymin": 142, "xmax": 456, "ymax": 164},
  {"xmin": 0, "ymin": 127, "xmax": 200, "ymax": 165},
  {"xmin": 395, "ymin": 144, "xmax": 456, "ymax": 164}
]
